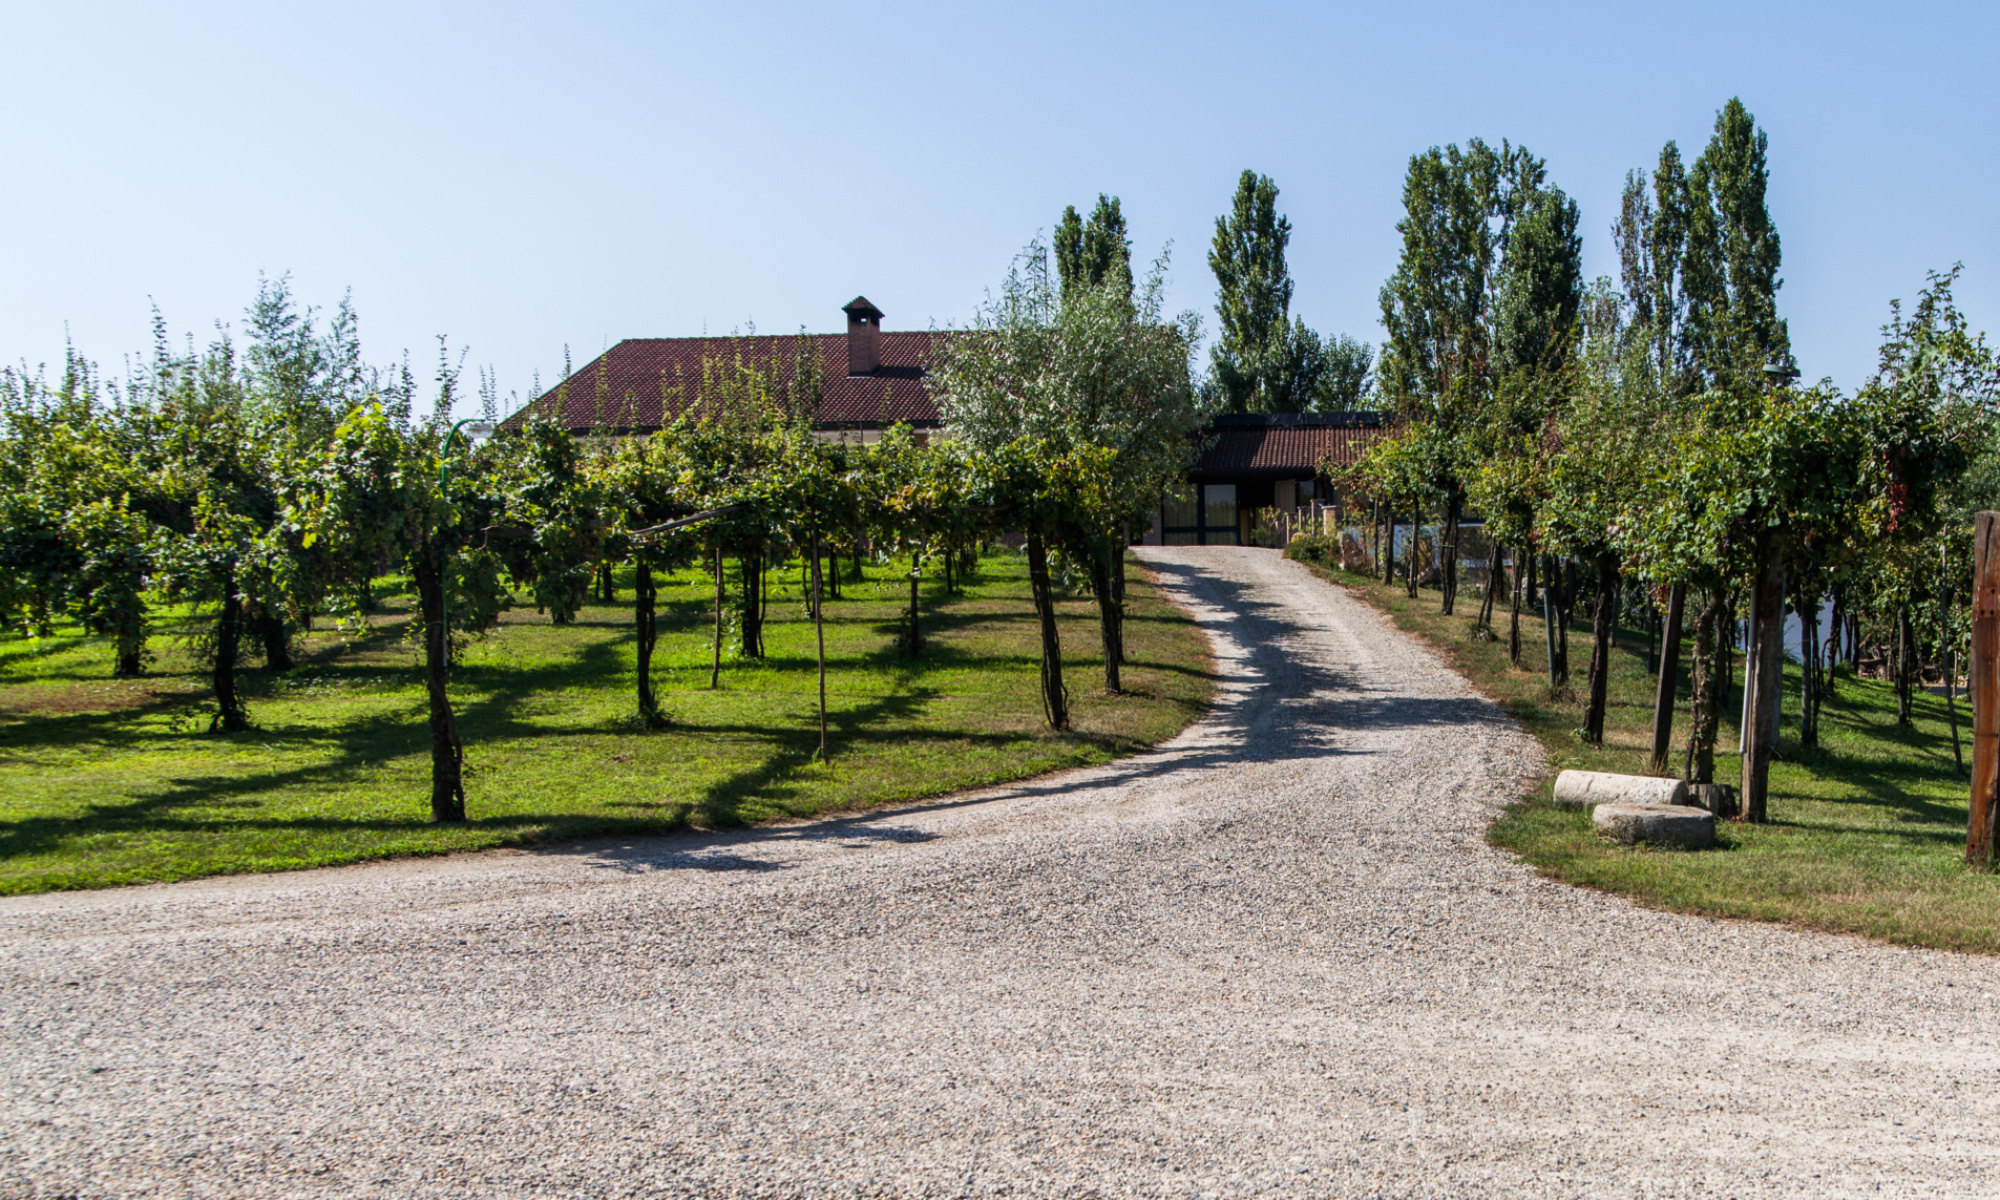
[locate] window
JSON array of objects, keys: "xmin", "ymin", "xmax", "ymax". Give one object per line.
[
  {"xmin": 1204, "ymin": 484, "xmax": 1237, "ymax": 536},
  {"xmin": 1160, "ymin": 484, "xmax": 1240, "ymax": 545}
]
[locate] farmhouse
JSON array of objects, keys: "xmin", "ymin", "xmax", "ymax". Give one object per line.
[
  {"xmin": 504, "ymin": 297, "xmax": 1384, "ymax": 544},
  {"xmin": 501, "ymin": 297, "xmax": 939, "ymax": 444},
  {"xmin": 1159, "ymin": 411, "xmax": 1384, "ymax": 545}
]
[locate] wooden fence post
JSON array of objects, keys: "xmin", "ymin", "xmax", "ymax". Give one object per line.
[{"xmin": 1968, "ymin": 512, "xmax": 2000, "ymax": 869}]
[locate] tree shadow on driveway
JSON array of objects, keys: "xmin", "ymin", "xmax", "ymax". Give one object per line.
[{"xmin": 549, "ymin": 549, "xmax": 1512, "ymax": 877}]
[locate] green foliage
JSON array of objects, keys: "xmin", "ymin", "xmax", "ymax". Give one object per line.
[
  {"xmin": 1684, "ymin": 99, "xmax": 1790, "ymax": 393},
  {"xmin": 489, "ymin": 419, "xmax": 604, "ymax": 623},
  {"xmin": 1054, "ymin": 194, "xmax": 1133, "ymax": 302},
  {"xmin": 930, "ymin": 236, "xmax": 1202, "ymax": 526},
  {"xmin": 1205, "ymin": 170, "xmax": 1372, "ymax": 414}
]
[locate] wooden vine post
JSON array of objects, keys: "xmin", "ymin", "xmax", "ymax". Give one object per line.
[{"xmin": 1968, "ymin": 511, "xmax": 2000, "ymax": 869}]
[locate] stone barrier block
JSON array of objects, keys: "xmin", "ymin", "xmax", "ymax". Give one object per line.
[
  {"xmin": 1553, "ymin": 770, "xmax": 1689, "ymax": 810},
  {"xmin": 1591, "ymin": 803, "xmax": 1717, "ymax": 849}
]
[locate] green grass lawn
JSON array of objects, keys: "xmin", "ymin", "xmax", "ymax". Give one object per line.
[
  {"xmin": 0, "ymin": 550, "xmax": 1213, "ymax": 893},
  {"xmin": 1288, "ymin": 549, "xmax": 2000, "ymax": 955}
]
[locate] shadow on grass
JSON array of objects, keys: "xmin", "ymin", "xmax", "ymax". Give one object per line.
[{"xmin": 0, "ymin": 551, "xmax": 1229, "ymax": 884}]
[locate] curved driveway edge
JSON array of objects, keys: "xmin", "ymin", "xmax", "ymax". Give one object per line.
[{"xmin": 4, "ymin": 547, "xmax": 1998, "ymax": 1198}]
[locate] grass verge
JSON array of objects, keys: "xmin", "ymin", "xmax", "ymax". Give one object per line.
[
  {"xmin": 1287, "ymin": 547, "xmax": 2000, "ymax": 955},
  {"xmin": 0, "ymin": 550, "xmax": 1212, "ymax": 893}
]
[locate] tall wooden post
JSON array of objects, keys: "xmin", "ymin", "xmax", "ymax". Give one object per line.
[{"xmin": 1968, "ymin": 512, "xmax": 2000, "ymax": 869}]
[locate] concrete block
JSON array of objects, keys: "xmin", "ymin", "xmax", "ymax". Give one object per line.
[
  {"xmin": 1553, "ymin": 770, "xmax": 1689, "ymax": 810},
  {"xmin": 1592, "ymin": 803, "xmax": 1716, "ymax": 849}
]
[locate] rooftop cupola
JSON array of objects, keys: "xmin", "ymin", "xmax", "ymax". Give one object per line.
[{"xmin": 842, "ymin": 296, "xmax": 884, "ymax": 377}]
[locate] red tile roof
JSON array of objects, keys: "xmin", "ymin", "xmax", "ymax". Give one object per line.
[
  {"xmin": 502, "ymin": 331, "xmax": 946, "ymax": 432},
  {"xmin": 1192, "ymin": 424, "xmax": 1383, "ymax": 475}
]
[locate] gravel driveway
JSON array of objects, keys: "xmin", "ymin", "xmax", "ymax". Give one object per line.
[{"xmin": 5, "ymin": 547, "xmax": 1999, "ymax": 1199}]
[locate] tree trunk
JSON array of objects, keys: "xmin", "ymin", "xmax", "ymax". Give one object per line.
[
  {"xmin": 1797, "ymin": 587, "xmax": 1820, "ymax": 749},
  {"xmin": 1943, "ymin": 594, "xmax": 1963, "ymax": 773},
  {"xmin": 1645, "ymin": 593, "xmax": 1658, "ymax": 675},
  {"xmin": 1440, "ymin": 486, "xmax": 1462, "ymax": 615},
  {"xmin": 1474, "ymin": 538, "xmax": 1500, "ymax": 632},
  {"xmin": 1896, "ymin": 607, "xmax": 1916, "ymax": 727},
  {"xmin": 1508, "ymin": 545, "xmax": 1523, "ymax": 667},
  {"xmin": 413, "ymin": 549, "xmax": 465, "ymax": 822},
  {"xmin": 1649, "ymin": 583, "xmax": 1686, "ymax": 774},
  {"xmin": 906, "ymin": 550, "xmax": 923, "ymax": 657},
  {"xmin": 1555, "ymin": 559, "xmax": 1572, "ymax": 680},
  {"xmin": 211, "ymin": 571, "xmax": 249, "ymax": 733},
  {"xmin": 1404, "ymin": 501, "xmax": 1421, "ymax": 598},
  {"xmin": 635, "ymin": 558, "xmax": 663, "ymax": 726},
  {"xmin": 1542, "ymin": 558, "xmax": 1561, "ymax": 691},
  {"xmin": 257, "ymin": 608, "xmax": 292, "ymax": 672},
  {"xmin": 1382, "ymin": 506, "xmax": 1396, "ymax": 585},
  {"xmin": 1025, "ymin": 534, "xmax": 1067, "ymax": 730},
  {"xmin": 111, "ymin": 593, "xmax": 148, "ymax": 678},
  {"xmin": 812, "ymin": 527, "xmax": 829, "ymax": 763},
  {"xmin": 1370, "ymin": 501, "xmax": 1382, "ymax": 575},
  {"xmin": 1685, "ymin": 586, "xmax": 1727, "ymax": 785},
  {"xmin": 1542, "ymin": 555, "xmax": 1571, "ymax": 688},
  {"xmin": 1583, "ymin": 554, "xmax": 1617, "ymax": 742},
  {"xmin": 598, "ymin": 559, "xmax": 615, "ymax": 603},
  {"xmin": 739, "ymin": 550, "xmax": 764, "ymax": 659},
  {"xmin": 710, "ymin": 544, "xmax": 724, "ymax": 689},
  {"xmin": 1112, "ymin": 542, "xmax": 1128, "ymax": 665},
  {"xmin": 1739, "ymin": 556, "xmax": 1784, "ymax": 823},
  {"xmin": 1091, "ymin": 540, "xmax": 1120, "ymax": 694}
]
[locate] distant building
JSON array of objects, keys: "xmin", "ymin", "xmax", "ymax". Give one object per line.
[
  {"xmin": 1149, "ymin": 412, "xmax": 1384, "ymax": 546},
  {"xmin": 503, "ymin": 297, "xmax": 1385, "ymax": 543},
  {"xmin": 501, "ymin": 297, "xmax": 941, "ymax": 444}
]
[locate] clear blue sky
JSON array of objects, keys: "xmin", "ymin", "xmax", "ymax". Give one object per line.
[{"xmin": 3, "ymin": 1, "xmax": 1993, "ymax": 414}]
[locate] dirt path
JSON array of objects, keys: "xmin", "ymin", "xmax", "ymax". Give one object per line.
[{"xmin": 5, "ymin": 547, "xmax": 1998, "ymax": 1198}]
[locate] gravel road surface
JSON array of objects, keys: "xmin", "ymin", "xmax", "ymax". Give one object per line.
[{"xmin": 5, "ymin": 547, "xmax": 1999, "ymax": 1199}]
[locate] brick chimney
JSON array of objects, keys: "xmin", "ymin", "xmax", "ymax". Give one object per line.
[{"xmin": 842, "ymin": 296, "xmax": 884, "ymax": 377}]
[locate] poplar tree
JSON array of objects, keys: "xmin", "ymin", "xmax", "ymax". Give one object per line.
[
  {"xmin": 1208, "ymin": 169, "xmax": 1373, "ymax": 414},
  {"xmin": 1379, "ymin": 138, "xmax": 1577, "ymax": 616},
  {"xmin": 1617, "ymin": 142, "xmax": 1700, "ymax": 770},
  {"xmin": 1685, "ymin": 97, "xmax": 1790, "ymax": 392},
  {"xmin": 1688, "ymin": 97, "xmax": 1790, "ymax": 817},
  {"xmin": 1055, "ymin": 194, "xmax": 1132, "ymax": 302},
  {"xmin": 1208, "ymin": 170, "xmax": 1297, "ymax": 412}
]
